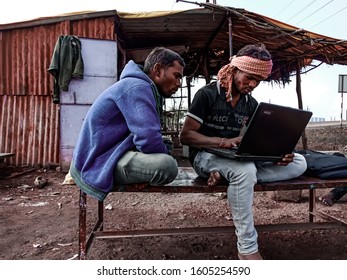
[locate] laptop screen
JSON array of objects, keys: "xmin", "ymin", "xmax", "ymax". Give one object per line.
[{"xmin": 236, "ymin": 102, "xmax": 312, "ymax": 157}]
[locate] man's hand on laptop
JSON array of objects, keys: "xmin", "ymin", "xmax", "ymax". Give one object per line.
[
  {"xmin": 220, "ymin": 136, "xmax": 242, "ymax": 148},
  {"xmin": 277, "ymin": 153, "xmax": 295, "ymax": 166}
]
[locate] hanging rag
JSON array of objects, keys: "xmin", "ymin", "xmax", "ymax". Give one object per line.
[{"xmin": 48, "ymin": 35, "xmax": 84, "ymax": 104}]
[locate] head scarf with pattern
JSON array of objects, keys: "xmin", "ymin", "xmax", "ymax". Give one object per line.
[{"xmin": 217, "ymin": 55, "xmax": 273, "ymax": 102}]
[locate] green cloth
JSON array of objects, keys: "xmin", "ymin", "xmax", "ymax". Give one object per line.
[{"xmin": 48, "ymin": 35, "xmax": 84, "ymax": 104}]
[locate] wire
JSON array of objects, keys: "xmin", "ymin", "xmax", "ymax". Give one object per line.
[
  {"xmin": 276, "ymin": 0, "xmax": 296, "ymax": 17},
  {"xmin": 309, "ymin": 5, "xmax": 347, "ymax": 29},
  {"xmin": 296, "ymin": 0, "xmax": 334, "ymax": 25},
  {"xmin": 286, "ymin": 0, "xmax": 318, "ymax": 21}
]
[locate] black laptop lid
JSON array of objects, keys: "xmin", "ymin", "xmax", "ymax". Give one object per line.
[{"xmin": 236, "ymin": 102, "xmax": 312, "ymax": 157}]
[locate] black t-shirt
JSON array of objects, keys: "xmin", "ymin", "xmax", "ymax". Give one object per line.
[{"xmin": 186, "ymin": 81, "xmax": 258, "ymax": 163}]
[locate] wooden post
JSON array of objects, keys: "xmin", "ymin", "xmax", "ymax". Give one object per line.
[
  {"xmin": 296, "ymin": 60, "xmax": 308, "ymax": 150},
  {"xmin": 228, "ymin": 16, "xmax": 233, "ymax": 57}
]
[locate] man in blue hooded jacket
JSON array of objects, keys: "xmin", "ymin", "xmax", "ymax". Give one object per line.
[{"xmin": 70, "ymin": 47, "xmax": 185, "ymax": 201}]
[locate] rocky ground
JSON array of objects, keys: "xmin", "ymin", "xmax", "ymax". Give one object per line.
[{"xmin": 0, "ymin": 123, "xmax": 347, "ymax": 260}]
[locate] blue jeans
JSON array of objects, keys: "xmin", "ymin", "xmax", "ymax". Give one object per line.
[
  {"xmin": 193, "ymin": 151, "xmax": 307, "ymax": 255},
  {"xmin": 113, "ymin": 151, "xmax": 178, "ymax": 185}
]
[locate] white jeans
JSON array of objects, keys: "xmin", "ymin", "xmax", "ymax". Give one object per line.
[{"xmin": 193, "ymin": 151, "xmax": 307, "ymax": 255}]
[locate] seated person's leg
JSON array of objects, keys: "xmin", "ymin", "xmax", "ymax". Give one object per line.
[
  {"xmin": 113, "ymin": 151, "xmax": 178, "ymax": 185},
  {"xmin": 320, "ymin": 186, "xmax": 347, "ymax": 206},
  {"xmin": 331, "ymin": 186, "xmax": 347, "ymax": 201},
  {"xmin": 256, "ymin": 153, "xmax": 307, "ymax": 183},
  {"xmin": 193, "ymin": 151, "xmax": 260, "ymax": 259}
]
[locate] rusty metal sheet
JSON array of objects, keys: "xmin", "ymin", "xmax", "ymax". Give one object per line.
[{"xmin": 0, "ymin": 15, "xmax": 115, "ymax": 167}]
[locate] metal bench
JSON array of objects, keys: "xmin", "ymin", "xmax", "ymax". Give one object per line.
[
  {"xmin": 0, "ymin": 153, "xmax": 15, "ymax": 162},
  {"xmin": 78, "ymin": 166, "xmax": 347, "ymax": 259}
]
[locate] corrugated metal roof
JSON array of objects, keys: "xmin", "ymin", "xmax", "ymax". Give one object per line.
[
  {"xmin": 0, "ymin": 13, "xmax": 116, "ymax": 167},
  {"xmin": 0, "ymin": 10, "xmax": 117, "ymax": 30}
]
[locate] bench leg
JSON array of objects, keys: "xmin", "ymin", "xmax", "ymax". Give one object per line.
[
  {"xmin": 98, "ymin": 200, "xmax": 104, "ymax": 230},
  {"xmin": 309, "ymin": 187, "xmax": 316, "ymax": 223},
  {"xmin": 79, "ymin": 190, "xmax": 87, "ymax": 260},
  {"xmin": 78, "ymin": 189, "xmax": 105, "ymax": 260}
]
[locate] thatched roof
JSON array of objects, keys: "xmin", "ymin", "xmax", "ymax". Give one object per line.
[{"xmin": 115, "ymin": 5, "xmax": 347, "ymax": 84}]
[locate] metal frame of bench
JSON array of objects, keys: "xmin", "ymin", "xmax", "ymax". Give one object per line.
[
  {"xmin": 78, "ymin": 166, "xmax": 347, "ymax": 260},
  {"xmin": 0, "ymin": 153, "xmax": 15, "ymax": 162}
]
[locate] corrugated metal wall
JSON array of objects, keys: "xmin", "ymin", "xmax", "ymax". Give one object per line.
[{"xmin": 0, "ymin": 14, "xmax": 116, "ymax": 167}]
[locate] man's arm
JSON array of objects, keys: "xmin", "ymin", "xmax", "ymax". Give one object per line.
[{"xmin": 180, "ymin": 116, "xmax": 241, "ymax": 148}]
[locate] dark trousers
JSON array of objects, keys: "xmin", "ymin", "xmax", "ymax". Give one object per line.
[{"xmin": 331, "ymin": 186, "xmax": 347, "ymax": 201}]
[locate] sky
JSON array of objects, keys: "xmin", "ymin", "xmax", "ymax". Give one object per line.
[{"xmin": 1, "ymin": 0, "xmax": 347, "ymax": 120}]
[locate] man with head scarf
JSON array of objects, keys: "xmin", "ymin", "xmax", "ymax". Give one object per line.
[{"xmin": 180, "ymin": 43, "xmax": 307, "ymax": 260}]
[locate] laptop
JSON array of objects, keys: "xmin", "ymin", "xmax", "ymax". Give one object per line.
[{"xmin": 203, "ymin": 102, "xmax": 312, "ymax": 162}]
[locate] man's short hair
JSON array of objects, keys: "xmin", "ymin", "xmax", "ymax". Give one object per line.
[{"xmin": 143, "ymin": 47, "xmax": 186, "ymax": 73}]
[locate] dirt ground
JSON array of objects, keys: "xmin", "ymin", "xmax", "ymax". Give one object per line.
[{"xmin": 1, "ymin": 124, "xmax": 347, "ymax": 260}]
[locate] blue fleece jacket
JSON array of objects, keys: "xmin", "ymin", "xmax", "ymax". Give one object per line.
[{"xmin": 71, "ymin": 60, "xmax": 168, "ymax": 199}]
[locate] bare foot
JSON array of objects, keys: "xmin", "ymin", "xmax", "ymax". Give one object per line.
[
  {"xmin": 238, "ymin": 251, "xmax": 263, "ymax": 260},
  {"xmin": 207, "ymin": 170, "xmax": 227, "ymax": 186},
  {"xmin": 319, "ymin": 192, "xmax": 335, "ymax": 206}
]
